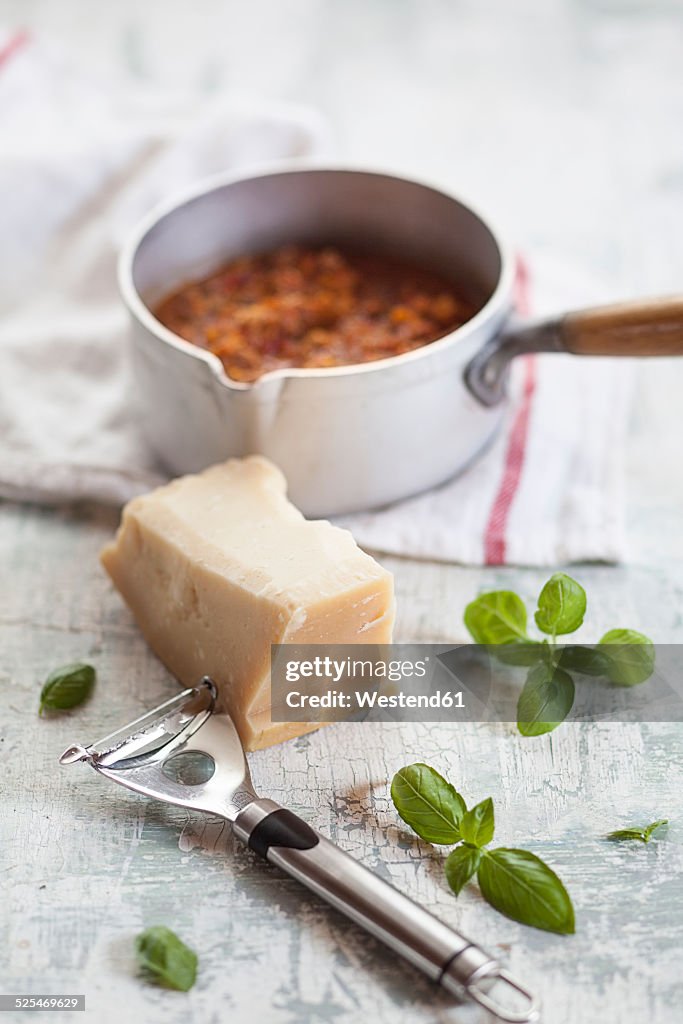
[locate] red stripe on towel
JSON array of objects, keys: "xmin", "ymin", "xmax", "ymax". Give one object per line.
[
  {"xmin": 0, "ymin": 30, "xmax": 29, "ymax": 70},
  {"xmin": 512, "ymin": 255, "xmax": 531, "ymax": 317},
  {"xmin": 483, "ymin": 257, "xmax": 537, "ymax": 565}
]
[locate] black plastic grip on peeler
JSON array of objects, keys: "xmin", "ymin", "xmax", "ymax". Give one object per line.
[{"xmin": 248, "ymin": 809, "xmax": 320, "ymax": 858}]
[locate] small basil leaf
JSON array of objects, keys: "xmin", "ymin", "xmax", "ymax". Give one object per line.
[
  {"xmin": 556, "ymin": 645, "xmax": 610, "ymax": 677},
  {"xmin": 445, "ymin": 844, "xmax": 482, "ymax": 896},
  {"xmin": 39, "ymin": 663, "xmax": 96, "ymax": 715},
  {"xmin": 644, "ymin": 819, "xmax": 669, "ymax": 841},
  {"xmin": 534, "ymin": 573, "xmax": 586, "ymax": 636},
  {"xmin": 464, "ymin": 592, "xmax": 529, "ymax": 645},
  {"xmin": 135, "ymin": 926, "xmax": 198, "ymax": 992},
  {"xmin": 608, "ymin": 819, "xmax": 668, "ymax": 843},
  {"xmin": 459, "ymin": 798, "xmax": 495, "ymax": 848},
  {"xmin": 491, "ymin": 642, "xmax": 545, "ymax": 667},
  {"xmin": 607, "ymin": 828, "xmax": 648, "ymax": 842},
  {"xmin": 598, "ymin": 630, "xmax": 655, "ymax": 686},
  {"xmin": 477, "ymin": 848, "xmax": 575, "ymax": 934},
  {"xmin": 517, "ymin": 663, "xmax": 575, "ymax": 736},
  {"xmin": 391, "ymin": 764, "xmax": 466, "ymax": 845}
]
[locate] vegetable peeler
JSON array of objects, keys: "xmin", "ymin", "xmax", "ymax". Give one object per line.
[{"xmin": 60, "ymin": 678, "xmax": 539, "ymax": 1022}]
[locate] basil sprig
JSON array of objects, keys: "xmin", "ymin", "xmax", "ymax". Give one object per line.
[
  {"xmin": 135, "ymin": 926, "xmax": 198, "ymax": 991},
  {"xmin": 392, "ymin": 763, "xmax": 575, "ymax": 934},
  {"xmin": 38, "ymin": 662, "xmax": 96, "ymax": 715},
  {"xmin": 608, "ymin": 819, "xmax": 668, "ymax": 844},
  {"xmin": 464, "ymin": 572, "xmax": 654, "ymax": 735}
]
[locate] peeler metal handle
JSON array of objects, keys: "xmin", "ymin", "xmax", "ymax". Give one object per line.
[{"xmin": 234, "ymin": 798, "xmax": 539, "ymax": 1023}]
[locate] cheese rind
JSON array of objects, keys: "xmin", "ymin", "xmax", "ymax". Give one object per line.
[{"xmin": 100, "ymin": 456, "xmax": 395, "ymax": 749}]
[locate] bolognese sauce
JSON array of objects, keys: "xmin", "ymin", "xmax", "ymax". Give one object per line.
[{"xmin": 154, "ymin": 245, "xmax": 477, "ymax": 383}]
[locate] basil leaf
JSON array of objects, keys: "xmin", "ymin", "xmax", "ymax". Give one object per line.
[
  {"xmin": 608, "ymin": 819, "xmax": 668, "ymax": 843},
  {"xmin": 534, "ymin": 573, "xmax": 586, "ymax": 636},
  {"xmin": 598, "ymin": 630, "xmax": 655, "ymax": 686},
  {"xmin": 445, "ymin": 844, "xmax": 482, "ymax": 896},
  {"xmin": 607, "ymin": 828, "xmax": 648, "ymax": 842},
  {"xmin": 459, "ymin": 798, "xmax": 495, "ymax": 848},
  {"xmin": 391, "ymin": 764, "xmax": 466, "ymax": 844},
  {"xmin": 477, "ymin": 848, "xmax": 575, "ymax": 934},
  {"xmin": 464, "ymin": 591, "xmax": 529, "ymax": 645},
  {"xmin": 39, "ymin": 662, "xmax": 96, "ymax": 715},
  {"xmin": 491, "ymin": 642, "xmax": 544, "ymax": 667},
  {"xmin": 644, "ymin": 819, "xmax": 668, "ymax": 841},
  {"xmin": 517, "ymin": 663, "xmax": 575, "ymax": 736},
  {"xmin": 135, "ymin": 926, "xmax": 198, "ymax": 992},
  {"xmin": 556, "ymin": 645, "xmax": 610, "ymax": 677}
]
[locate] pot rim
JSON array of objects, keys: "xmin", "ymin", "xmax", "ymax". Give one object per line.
[{"xmin": 118, "ymin": 161, "xmax": 516, "ymax": 393}]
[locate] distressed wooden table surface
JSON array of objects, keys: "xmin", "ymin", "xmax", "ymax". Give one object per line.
[{"xmin": 2, "ymin": 1, "xmax": 683, "ymax": 1022}]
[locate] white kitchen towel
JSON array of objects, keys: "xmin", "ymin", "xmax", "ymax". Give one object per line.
[
  {"xmin": 0, "ymin": 30, "xmax": 632, "ymax": 565},
  {"xmin": 0, "ymin": 29, "xmax": 331, "ymax": 505}
]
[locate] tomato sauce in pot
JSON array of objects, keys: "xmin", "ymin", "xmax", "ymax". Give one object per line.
[{"xmin": 154, "ymin": 245, "xmax": 478, "ymax": 383}]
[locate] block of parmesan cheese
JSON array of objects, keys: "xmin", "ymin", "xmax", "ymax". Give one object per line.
[{"xmin": 101, "ymin": 456, "xmax": 395, "ymax": 750}]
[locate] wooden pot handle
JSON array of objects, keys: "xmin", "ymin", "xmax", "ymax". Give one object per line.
[
  {"xmin": 466, "ymin": 294, "xmax": 683, "ymax": 406},
  {"xmin": 562, "ymin": 297, "xmax": 683, "ymax": 356}
]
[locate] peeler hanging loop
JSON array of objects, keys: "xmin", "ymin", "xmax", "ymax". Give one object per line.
[{"xmin": 466, "ymin": 968, "xmax": 541, "ymax": 1023}]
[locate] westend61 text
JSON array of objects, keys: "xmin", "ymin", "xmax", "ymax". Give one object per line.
[{"xmin": 285, "ymin": 690, "xmax": 465, "ymax": 709}]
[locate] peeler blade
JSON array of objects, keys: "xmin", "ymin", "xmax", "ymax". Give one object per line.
[
  {"xmin": 59, "ymin": 677, "xmax": 258, "ymax": 820},
  {"xmin": 60, "ymin": 677, "xmax": 216, "ymax": 766}
]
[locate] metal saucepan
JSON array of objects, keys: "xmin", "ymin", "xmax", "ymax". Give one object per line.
[{"xmin": 119, "ymin": 166, "xmax": 683, "ymax": 517}]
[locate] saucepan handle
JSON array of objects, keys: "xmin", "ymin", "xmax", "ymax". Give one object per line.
[
  {"xmin": 466, "ymin": 295, "xmax": 683, "ymax": 406},
  {"xmin": 233, "ymin": 798, "xmax": 539, "ymax": 1022}
]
